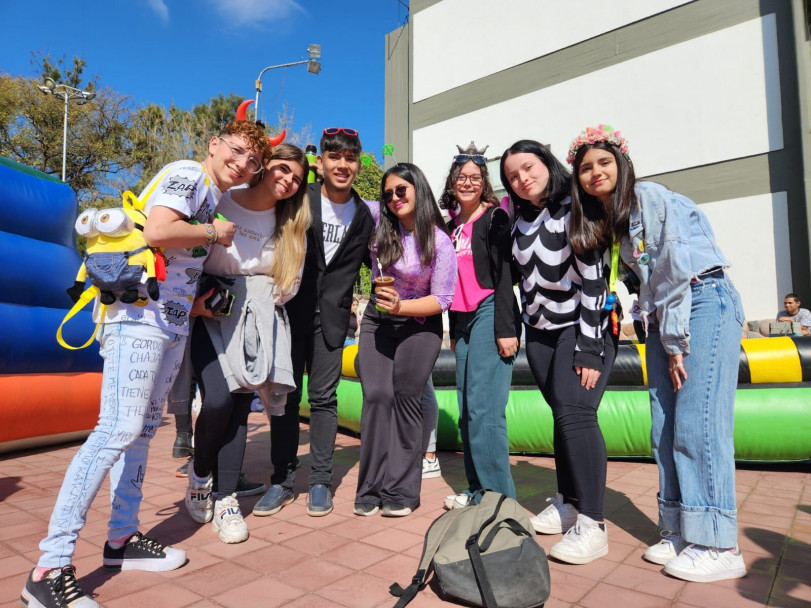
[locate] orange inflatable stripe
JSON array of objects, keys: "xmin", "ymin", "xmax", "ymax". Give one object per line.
[{"xmin": 0, "ymin": 373, "xmax": 102, "ymax": 443}]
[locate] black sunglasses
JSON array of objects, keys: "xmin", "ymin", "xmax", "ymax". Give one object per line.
[
  {"xmin": 454, "ymin": 154, "xmax": 487, "ymax": 165},
  {"xmin": 323, "ymin": 127, "xmax": 359, "ymax": 137},
  {"xmin": 382, "ymin": 184, "xmax": 410, "ymax": 203}
]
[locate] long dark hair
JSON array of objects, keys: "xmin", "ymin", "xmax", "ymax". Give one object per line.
[
  {"xmin": 438, "ymin": 160, "xmax": 499, "ymax": 211},
  {"xmin": 569, "ymin": 142, "xmax": 636, "ymax": 253},
  {"xmin": 499, "ymin": 140, "xmax": 571, "ymax": 221},
  {"xmin": 375, "ymin": 163, "xmax": 447, "ymax": 269}
]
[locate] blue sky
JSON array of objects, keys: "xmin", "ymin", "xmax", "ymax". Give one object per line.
[{"xmin": 0, "ymin": 0, "xmax": 409, "ymax": 161}]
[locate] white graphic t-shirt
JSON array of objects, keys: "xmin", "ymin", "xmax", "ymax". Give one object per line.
[
  {"xmin": 99, "ymin": 160, "xmax": 221, "ymax": 335},
  {"xmin": 206, "ymin": 193, "xmax": 276, "ymax": 276},
  {"xmin": 321, "ymin": 193, "xmax": 356, "ymax": 265}
]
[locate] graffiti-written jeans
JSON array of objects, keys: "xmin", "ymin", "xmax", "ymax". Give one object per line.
[{"xmin": 38, "ymin": 321, "xmax": 185, "ymax": 568}]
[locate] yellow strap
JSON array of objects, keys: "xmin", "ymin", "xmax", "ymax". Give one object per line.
[
  {"xmin": 56, "ymin": 286, "xmax": 105, "ymax": 350},
  {"xmin": 608, "ymin": 240, "xmax": 619, "ymax": 294}
]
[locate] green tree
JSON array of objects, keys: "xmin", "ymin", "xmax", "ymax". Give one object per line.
[
  {"xmin": 0, "ymin": 53, "xmax": 136, "ymax": 204},
  {"xmin": 351, "ymin": 152, "xmax": 384, "ymax": 296}
]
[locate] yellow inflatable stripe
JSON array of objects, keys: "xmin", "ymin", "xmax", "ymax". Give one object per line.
[
  {"xmin": 342, "ymin": 344, "xmax": 359, "ymax": 378},
  {"xmin": 636, "ymin": 344, "xmax": 647, "ymax": 386},
  {"xmin": 741, "ymin": 337, "xmax": 802, "ymax": 383}
]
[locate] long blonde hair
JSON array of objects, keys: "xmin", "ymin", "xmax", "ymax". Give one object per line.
[{"xmin": 263, "ymin": 144, "xmax": 311, "ymax": 297}]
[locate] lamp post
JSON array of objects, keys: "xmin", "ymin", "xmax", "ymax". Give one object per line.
[
  {"xmin": 37, "ymin": 77, "xmax": 96, "ymax": 182},
  {"xmin": 254, "ymin": 44, "xmax": 321, "ymax": 123}
]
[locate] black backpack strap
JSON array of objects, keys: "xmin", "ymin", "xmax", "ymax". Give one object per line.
[
  {"xmin": 462, "ymin": 492, "xmax": 508, "ymax": 608},
  {"xmin": 479, "ymin": 517, "xmax": 533, "ymax": 552},
  {"xmin": 390, "ymin": 509, "xmax": 459, "ymax": 608}
]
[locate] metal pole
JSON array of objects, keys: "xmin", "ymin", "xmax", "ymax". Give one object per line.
[
  {"xmin": 61, "ymin": 92, "xmax": 69, "ymax": 182},
  {"xmin": 253, "ymin": 60, "xmax": 309, "ymax": 124}
]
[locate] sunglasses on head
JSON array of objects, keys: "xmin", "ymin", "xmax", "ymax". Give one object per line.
[
  {"xmin": 323, "ymin": 127, "xmax": 359, "ymax": 137},
  {"xmin": 382, "ymin": 184, "xmax": 410, "ymax": 203},
  {"xmin": 454, "ymin": 154, "xmax": 487, "ymax": 166}
]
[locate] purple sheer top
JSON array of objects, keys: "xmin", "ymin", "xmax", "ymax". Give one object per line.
[{"xmin": 367, "ymin": 201, "xmax": 457, "ymax": 311}]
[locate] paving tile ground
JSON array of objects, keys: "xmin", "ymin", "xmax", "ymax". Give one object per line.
[{"xmin": 1, "ymin": 411, "xmax": 808, "ymax": 607}]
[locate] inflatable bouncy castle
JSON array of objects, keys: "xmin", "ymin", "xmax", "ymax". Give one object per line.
[
  {"xmin": 320, "ymin": 338, "xmax": 811, "ymax": 463},
  {"xmin": 0, "ymin": 156, "xmax": 103, "ymax": 453}
]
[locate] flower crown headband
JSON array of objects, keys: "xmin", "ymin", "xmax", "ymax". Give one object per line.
[{"xmin": 566, "ymin": 124, "xmax": 630, "ymax": 165}]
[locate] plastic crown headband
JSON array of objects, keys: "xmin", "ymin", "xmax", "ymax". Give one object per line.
[{"xmin": 566, "ymin": 124, "xmax": 630, "ymax": 165}]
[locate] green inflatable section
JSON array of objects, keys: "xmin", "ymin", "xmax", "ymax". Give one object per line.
[{"xmin": 300, "ymin": 379, "xmax": 811, "ymax": 462}]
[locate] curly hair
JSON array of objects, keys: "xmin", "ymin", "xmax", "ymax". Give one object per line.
[
  {"xmin": 219, "ymin": 121, "xmax": 270, "ymax": 158},
  {"xmin": 438, "ymin": 160, "xmax": 499, "ymax": 211}
]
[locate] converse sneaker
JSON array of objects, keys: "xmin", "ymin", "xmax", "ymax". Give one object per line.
[
  {"xmin": 443, "ymin": 493, "xmax": 470, "ymax": 510},
  {"xmin": 644, "ymin": 530, "xmax": 686, "ymax": 565},
  {"xmin": 663, "ymin": 544, "xmax": 747, "ymax": 583},
  {"xmin": 530, "ymin": 493, "xmax": 579, "ymax": 534},
  {"xmin": 185, "ymin": 468, "xmax": 213, "ymax": 523},
  {"xmin": 21, "ymin": 566, "xmax": 98, "ymax": 608},
  {"xmin": 103, "ymin": 532, "xmax": 186, "ymax": 571},
  {"xmin": 422, "ymin": 456, "xmax": 441, "ymax": 479},
  {"xmin": 212, "ymin": 494, "xmax": 249, "ymax": 544},
  {"xmin": 549, "ymin": 514, "xmax": 608, "ymax": 564}
]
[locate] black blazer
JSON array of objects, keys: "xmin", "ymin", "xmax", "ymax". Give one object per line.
[
  {"xmin": 285, "ymin": 182, "xmax": 376, "ymax": 349},
  {"xmin": 448, "ymin": 205, "xmax": 518, "ymax": 340}
]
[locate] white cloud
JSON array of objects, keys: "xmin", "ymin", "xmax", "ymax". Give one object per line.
[
  {"xmin": 207, "ymin": 0, "xmax": 306, "ymax": 27},
  {"xmin": 145, "ymin": 0, "xmax": 169, "ymax": 24}
]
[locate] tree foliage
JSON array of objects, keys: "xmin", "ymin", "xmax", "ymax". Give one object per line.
[{"xmin": 0, "ymin": 52, "xmax": 313, "ymax": 207}]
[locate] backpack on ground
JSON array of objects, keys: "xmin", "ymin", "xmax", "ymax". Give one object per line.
[{"xmin": 390, "ymin": 492, "xmax": 551, "ymax": 608}]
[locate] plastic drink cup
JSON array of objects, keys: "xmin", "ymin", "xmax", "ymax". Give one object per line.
[{"xmin": 373, "ymin": 276, "xmax": 395, "ymax": 312}]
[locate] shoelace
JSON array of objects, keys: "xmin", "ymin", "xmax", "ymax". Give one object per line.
[
  {"xmin": 132, "ymin": 532, "xmax": 166, "ymax": 554},
  {"xmin": 659, "ymin": 529, "xmax": 680, "ymax": 545},
  {"xmin": 54, "ymin": 566, "xmax": 87, "ymax": 604},
  {"xmin": 681, "ymin": 544, "xmax": 719, "ymax": 563}
]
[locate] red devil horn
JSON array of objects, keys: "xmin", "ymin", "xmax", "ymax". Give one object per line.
[
  {"xmin": 268, "ymin": 129, "xmax": 286, "ymax": 147},
  {"xmin": 236, "ymin": 99, "xmax": 254, "ymax": 121}
]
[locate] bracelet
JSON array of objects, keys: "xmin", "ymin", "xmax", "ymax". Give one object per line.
[{"xmin": 203, "ymin": 223, "xmax": 217, "ymax": 245}]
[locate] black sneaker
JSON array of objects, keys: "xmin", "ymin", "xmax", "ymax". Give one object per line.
[
  {"xmin": 175, "ymin": 456, "xmax": 191, "ymax": 478},
  {"xmin": 102, "ymin": 532, "xmax": 186, "ymax": 572},
  {"xmin": 21, "ymin": 565, "xmax": 98, "ymax": 608}
]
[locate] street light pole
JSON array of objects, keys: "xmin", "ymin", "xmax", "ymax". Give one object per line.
[
  {"xmin": 254, "ymin": 44, "xmax": 321, "ymax": 123},
  {"xmin": 37, "ymin": 77, "xmax": 96, "ymax": 182}
]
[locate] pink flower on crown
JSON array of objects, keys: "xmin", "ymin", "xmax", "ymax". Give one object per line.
[{"xmin": 566, "ymin": 124, "xmax": 630, "ymax": 165}]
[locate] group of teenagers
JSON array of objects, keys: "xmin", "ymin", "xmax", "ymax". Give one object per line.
[{"xmin": 22, "ymin": 121, "xmax": 747, "ymax": 608}]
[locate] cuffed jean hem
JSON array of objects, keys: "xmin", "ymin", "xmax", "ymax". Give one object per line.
[
  {"xmin": 681, "ymin": 505, "xmax": 739, "ymax": 549},
  {"xmin": 657, "ymin": 495, "xmax": 681, "ymax": 533}
]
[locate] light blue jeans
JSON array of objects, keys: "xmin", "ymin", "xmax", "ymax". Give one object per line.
[
  {"xmin": 39, "ymin": 322, "xmax": 186, "ymax": 568},
  {"xmin": 646, "ymin": 272, "xmax": 744, "ymax": 549}
]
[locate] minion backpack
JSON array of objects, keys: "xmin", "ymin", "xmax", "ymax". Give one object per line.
[{"xmin": 56, "ymin": 189, "xmax": 166, "ymax": 350}]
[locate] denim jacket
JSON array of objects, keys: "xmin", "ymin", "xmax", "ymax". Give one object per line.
[{"xmin": 619, "ymin": 181, "xmax": 729, "ymax": 355}]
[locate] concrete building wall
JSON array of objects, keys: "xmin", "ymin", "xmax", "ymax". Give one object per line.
[{"xmin": 385, "ymin": 0, "xmax": 811, "ymax": 320}]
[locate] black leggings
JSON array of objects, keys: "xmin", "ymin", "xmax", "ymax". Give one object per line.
[
  {"xmin": 190, "ymin": 320, "xmax": 252, "ymax": 500},
  {"xmin": 524, "ymin": 324, "xmax": 617, "ymax": 520}
]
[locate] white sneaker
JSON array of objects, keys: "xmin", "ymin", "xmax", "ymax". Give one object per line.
[
  {"xmin": 212, "ymin": 494, "xmax": 249, "ymax": 544},
  {"xmin": 185, "ymin": 469, "xmax": 213, "ymax": 524},
  {"xmin": 549, "ymin": 514, "xmax": 608, "ymax": 564},
  {"xmin": 530, "ymin": 493, "xmax": 579, "ymax": 534},
  {"xmin": 644, "ymin": 530, "xmax": 685, "ymax": 565},
  {"xmin": 422, "ymin": 456, "xmax": 441, "ymax": 479},
  {"xmin": 443, "ymin": 493, "xmax": 471, "ymax": 510},
  {"xmin": 663, "ymin": 544, "xmax": 747, "ymax": 583}
]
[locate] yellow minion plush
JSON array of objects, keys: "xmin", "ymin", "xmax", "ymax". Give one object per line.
[{"xmin": 68, "ymin": 191, "xmax": 160, "ymax": 305}]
